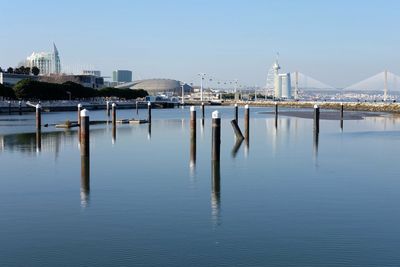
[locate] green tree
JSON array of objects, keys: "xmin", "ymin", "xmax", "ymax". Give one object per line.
[
  {"xmin": 31, "ymin": 66, "xmax": 40, "ymax": 76},
  {"xmin": 0, "ymin": 83, "xmax": 16, "ymax": 98},
  {"xmin": 7, "ymin": 67, "xmax": 13, "ymax": 73}
]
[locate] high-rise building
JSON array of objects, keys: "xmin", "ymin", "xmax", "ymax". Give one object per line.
[
  {"xmin": 26, "ymin": 43, "xmax": 61, "ymax": 75},
  {"xmin": 273, "ymin": 58, "xmax": 292, "ymax": 99},
  {"xmin": 112, "ymin": 70, "xmax": 132, "ymax": 83}
]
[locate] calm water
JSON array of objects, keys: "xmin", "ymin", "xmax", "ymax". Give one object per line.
[{"xmin": 1, "ymin": 106, "xmax": 400, "ymax": 266}]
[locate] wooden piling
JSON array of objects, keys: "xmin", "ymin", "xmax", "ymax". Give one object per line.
[
  {"xmin": 211, "ymin": 111, "xmax": 221, "ymax": 162},
  {"xmin": 147, "ymin": 102, "xmax": 152, "ymax": 123},
  {"xmin": 314, "ymin": 104, "xmax": 320, "ymax": 133},
  {"xmin": 234, "ymin": 103, "xmax": 238, "ymax": 122},
  {"xmin": 136, "ymin": 100, "xmax": 138, "ymax": 115},
  {"xmin": 190, "ymin": 106, "xmax": 196, "ymax": 169},
  {"xmin": 106, "ymin": 101, "xmax": 110, "ymax": 116},
  {"xmin": 275, "ymin": 102, "xmax": 278, "ymax": 116},
  {"xmin": 340, "ymin": 102, "xmax": 344, "ymax": 120},
  {"xmin": 18, "ymin": 101, "xmax": 22, "ymax": 115},
  {"xmin": 36, "ymin": 104, "xmax": 41, "ymax": 131},
  {"xmin": 244, "ymin": 104, "xmax": 249, "ymax": 141},
  {"xmin": 231, "ymin": 119, "xmax": 244, "ymax": 140},
  {"xmin": 201, "ymin": 102, "xmax": 205, "ymax": 119},
  {"xmin": 80, "ymin": 109, "xmax": 90, "ymax": 157},
  {"xmin": 112, "ymin": 103, "xmax": 116, "ymax": 127},
  {"xmin": 8, "ymin": 101, "xmax": 11, "ymax": 114},
  {"xmin": 77, "ymin": 103, "xmax": 82, "ymax": 126}
]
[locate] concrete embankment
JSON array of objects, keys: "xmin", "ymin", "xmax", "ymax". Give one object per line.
[{"xmin": 186, "ymin": 100, "xmax": 400, "ymax": 113}]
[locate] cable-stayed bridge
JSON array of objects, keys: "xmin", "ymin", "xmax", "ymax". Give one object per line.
[{"xmin": 343, "ymin": 71, "xmax": 400, "ymax": 92}]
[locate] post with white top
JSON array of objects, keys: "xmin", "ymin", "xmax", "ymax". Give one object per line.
[
  {"xmin": 234, "ymin": 103, "xmax": 238, "ymax": 122},
  {"xmin": 190, "ymin": 106, "xmax": 196, "ymax": 169},
  {"xmin": 147, "ymin": 102, "xmax": 152, "ymax": 124},
  {"xmin": 201, "ymin": 102, "xmax": 205, "ymax": 119},
  {"xmin": 80, "ymin": 109, "xmax": 90, "ymax": 157},
  {"xmin": 77, "ymin": 103, "xmax": 82, "ymax": 126},
  {"xmin": 340, "ymin": 102, "xmax": 344, "ymax": 130},
  {"xmin": 36, "ymin": 104, "xmax": 41, "ymax": 131},
  {"xmin": 112, "ymin": 103, "xmax": 117, "ymax": 141},
  {"xmin": 18, "ymin": 101, "xmax": 22, "ymax": 115},
  {"xmin": 244, "ymin": 105, "xmax": 250, "ymax": 141},
  {"xmin": 8, "ymin": 101, "xmax": 11, "ymax": 114},
  {"xmin": 275, "ymin": 102, "xmax": 278, "ymax": 116},
  {"xmin": 314, "ymin": 104, "xmax": 320, "ymax": 134},
  {"xmin": 212, "ymin": 111, "xmax": 221, "ymax": 162},
  {"xmin": 211, "ymin": 110, "xmax": 221, "ymax": 211},
  {"xmin": 106, "ymin": 101, "xmax": 110, "ymax": 116}
]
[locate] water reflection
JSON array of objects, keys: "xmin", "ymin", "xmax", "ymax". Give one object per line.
[
  {"xmin": 313, "ymin": 128, "xmax": 319, "ymax": 162},
  {"xmin": 231, "ymin": 138, "xmax": 244, "ymax": 158},
  {"xmin": 340, "ymin": 119, "xmax": 344, "ymax": 131},
  {"xmin": 189, "ymin": 122, "xmax": 196, "ymax": 176},
  {"xmin": 80, "ymin": 155, "xmax": 90, "ymax": 208},
  {"xmin": 147, "ymin": 124, "xmax": 151, "ymax": 140},
  {"xmin": 211, "ymin": 160, "xmax": 221, "ymax": 226},
  {"xmin": 36, "ymin": 129, "xmax": 41, "ymax": 153}
]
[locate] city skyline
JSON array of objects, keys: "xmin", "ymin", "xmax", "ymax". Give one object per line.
[{"xmin": 1, "ymin": 0, "xmax": 400, "ymax": 88}]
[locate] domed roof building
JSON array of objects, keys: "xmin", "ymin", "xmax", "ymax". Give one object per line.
[{"xmin": 115, "ymin": 79, "xmax": 192, "ymax": 95}]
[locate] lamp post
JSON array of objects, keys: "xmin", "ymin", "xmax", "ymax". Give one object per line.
[
  {"xmin": 198, "ymin": 73, "xmax": 206, "ymax": 102},
  {"xmin": 181, "ymin": 82, "xmax": 186, "ymax": 105}
]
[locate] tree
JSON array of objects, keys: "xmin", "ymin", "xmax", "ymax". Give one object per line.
[
  {"xmin": 0, "ymin": 67, "xmax": 3, "ymax": 73},
  {"xmin": 31, "ymin": 66, "xmax": 40, "ymax": 76},
  {"xmin": 7, "ymin": 67, "xmax": 13, "ymax": 73}
]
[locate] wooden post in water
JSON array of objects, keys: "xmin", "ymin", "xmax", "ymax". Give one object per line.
[
  {"xmin": 136, "ymin": 100, "xmax": 138, "ymax": 115},
  {"xmin": 8, "ymin": 101, "xmax": 11, "ymax": 114},
  {"xmin": 274, "ymin": 102, "xmax": 278, "ymax": 129},
  {"xmin": 18, "ymin": 101, "xmax": 22, "ymax": 115},
  {"xmin": 314, "ymin": 104, "xmax": 320, "ymax": 134},
  {"xmin": 147, "ymin": 101, "xmax": 152, "ymax": 124},
  {"xmin": 234, "ymin": 103, "xmax": 238, "ymax": 122},
  {"xmin": 36, "ymin": 104, "xmax": 41, "ymax": 131},
  {"xmin": 80, "ymin": 109, "xmax": 90, "ymax": 157},
  {"xmin": 212, "ymin": 110, "xmax": 221, "ymax": 162},
  {"xmin": 190, "ymin": 106, "xmax": 196, "ymax": 170},
  {"xmin": 244, "ymin": 104, "xmax": 249, "ymax": 141},
  {"xmin": 201, "ymin": 102, "xmax": 205, "ymax": 119},
  {"xmin": 77, "ymin": 103, "xmax": 82, "ymax": 126},
  {"xmin": 231, "ymin": 120, "xmax": 244, "ymax": 140},
  {"xmin": 112, "ymin": 103, "xmax": 117, "ymax": 141},
  {"xmin": 340, "ymin": 102, "xmax": 344, "ymax": 130},
  {"xmin": 112, "ymin": 103, "xmax": 116, "ymax": 127},
  {"xmin": 106, "ymin": 101, "xmax": 110, "ymax": 116}
]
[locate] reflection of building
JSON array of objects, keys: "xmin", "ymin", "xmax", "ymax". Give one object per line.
[
  {"xmin": 112, "ymin": 70, "xmax": 132, "ymax": 83},
  {"xmin": 26, "ymin": 43, "xmax": 61, "ymax": 75}
]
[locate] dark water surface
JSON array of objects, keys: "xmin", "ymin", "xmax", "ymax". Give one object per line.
[{"xmin": 1, "ymin": 106, "xmax": 400, "ymax": 266}]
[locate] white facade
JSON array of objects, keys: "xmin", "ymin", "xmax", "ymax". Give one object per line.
[
  {"xmin": 280, "ymin": 73, "xmax": 292, "ymax": 99},
  {"xmin": 273, "ymin": 59, "xmax": 292, "ymax": 99},
  {"xmin": 26, "ymin": 43, "xmax": 61, "ymax": 75},
  {"xmin": 273, "ymin": 60, "xmax": 281, "ymax": 98}
]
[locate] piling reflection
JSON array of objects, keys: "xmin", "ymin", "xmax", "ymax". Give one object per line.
[
  {"xmin": 275, "ymin": 114, "xmax": 278, "ymax": 129},
  {"xmin": 211, "ymin": 160, "xmax": 221, "ymax": 226},
  {"xmin": 80, "ymin": 155, "xmax": 90, "ymax": 208},
  {"xmin": 190, "ymin": 128, "xmax": 196, "ymax": 175},
  {"xmin": 313, "ymin": 128, "xmax": 319, "ymax": 160},
  {"xmin": 147, "ymin": 123, "xmax": 152, "ymax": 140},
  {"xmin": 340, "ymin": 119, "xmax": 343, "ymax": 131},
  {"xmin": 36, "ymin": 129, "xmax": 41, "ymax": 153},
  {"xmin": 112, "ymin": 125, "xmax": 116, "ymax": 143},
  {"xmin": 231, "ymin": 138, "xmax": 244, "ymax": 158}
]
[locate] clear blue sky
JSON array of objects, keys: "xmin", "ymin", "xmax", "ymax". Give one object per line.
[{"xmin": 1, "ymin": 0, "xmax": 399, "ymax": 88}]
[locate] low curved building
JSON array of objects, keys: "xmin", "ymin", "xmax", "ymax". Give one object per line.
[{"xmin": 115, "ymin": 79, "xmax": 192, "ymax": 95}]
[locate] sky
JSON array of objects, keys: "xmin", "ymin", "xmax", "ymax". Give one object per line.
[{"xmin": 1, "ymin": 0, "xmax": 400, "ymax": 88}]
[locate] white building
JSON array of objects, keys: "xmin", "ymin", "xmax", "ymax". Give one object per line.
[
  {"xmin": 26, "ymin": 43, "xmax": 61, "ymax": 75},
  {"xmin": 273, "ymin": 59, "xmax": 292, "ymax": 99}
]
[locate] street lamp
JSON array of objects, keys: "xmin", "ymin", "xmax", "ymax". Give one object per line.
[
  {"xmin": 198, "ymin": 73, "xmax": 206, "ymax": 102},
  {"xmin": 181, "ymin": 82, "xmax": 186, "ymax": 105}
]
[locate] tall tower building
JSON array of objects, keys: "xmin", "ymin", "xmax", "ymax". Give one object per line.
[
  {"xmin": 273, "ymin": 59, "xmax": 281, "ymax": 98},
  {"xmin": 26, "ymin": 43, "xmax": 61, "ymax": 75}
]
